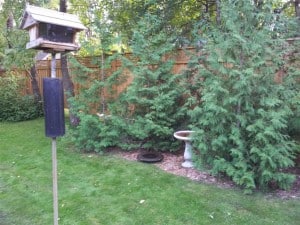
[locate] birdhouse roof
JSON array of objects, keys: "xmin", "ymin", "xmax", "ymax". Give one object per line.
[{"xmin": 20, "ymin": 4, "xmax": 86, "ymax": 31}]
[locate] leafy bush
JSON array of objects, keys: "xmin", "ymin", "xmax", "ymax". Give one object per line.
[
  {"xmin": 68, "ymin": 113, "xmax": 129, "ymax": 153},
  {"xmin": 185, "ymin": 0, "xmax": 299, "ymax": 193},
  {"xmin": 69, "ymin": 14, "xmax": 189, "ymax": 153},
  {"xmin": 0, "ymin": 72, "xmax": 43, "ymax": 122},
  {"xmin": 117, "ymin": 14, "xmax": 189, "ymax": 151}
]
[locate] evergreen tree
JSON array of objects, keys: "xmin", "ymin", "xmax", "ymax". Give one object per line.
[
  {"xmin": 186, "ymin": 0, "xmax": 300, "ymax": 192},
  {"xmin": 119, "ymin": 13, "xmax": 189, "ymax": 151}
]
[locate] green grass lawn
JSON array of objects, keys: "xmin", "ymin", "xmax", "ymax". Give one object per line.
[{"xmin": 1, "ymin": 118, "xmax": 300, "ymax": 225}]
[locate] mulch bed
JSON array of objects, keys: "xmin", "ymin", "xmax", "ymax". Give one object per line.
[{"xmin": 111, "ymin": 150, "xmax": 300, "ymax": 199}]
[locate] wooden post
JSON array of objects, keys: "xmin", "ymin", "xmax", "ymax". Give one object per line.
[
  {"xmin": 51, "ymin": 53, "xmax": 56, "ymax": 79},
  {"xmin": 51, "ymin": 52, "xmax": 59, "ymax": 225},
  {"xmin": 52, "ymin": 137, "xmax": 58, "ymax": 225}
]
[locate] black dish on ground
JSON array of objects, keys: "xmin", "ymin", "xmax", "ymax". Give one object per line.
[{"xmin": 137, "ymin": 152, "xmax": 164, "ymax": 163}]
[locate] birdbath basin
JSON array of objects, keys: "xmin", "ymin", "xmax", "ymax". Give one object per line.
[{"xmin": 173, "ymin": 130, "xmax": 195, "ymax": 168}]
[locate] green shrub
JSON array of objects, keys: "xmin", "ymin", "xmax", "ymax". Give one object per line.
[
  {"xmin": 68, "ymin": 113, "xmax": 128, "ymax": 153},
  {"xmin": 68, "ymin": 14, "xmax": 189, "ymax": 153},
  {"xmin": 186, "ymin": 0, "xmax": 299, "ymax": 193},
  {"xmin": 117, "ymin": 14, "xmax": 189, "ymax": 151},
  {"xmin": 0, "ymin": 72, "xmax": 43, "ymax": 122}
]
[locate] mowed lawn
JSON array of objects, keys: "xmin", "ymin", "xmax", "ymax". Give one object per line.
[{"xmin": 1, "ymin": 118, "xmax": 300, "ymax": 225}]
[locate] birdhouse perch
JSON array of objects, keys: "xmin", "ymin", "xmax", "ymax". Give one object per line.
[{"xmin": 20, "ymin": 5, "xmax": 86, "ymax": 52}]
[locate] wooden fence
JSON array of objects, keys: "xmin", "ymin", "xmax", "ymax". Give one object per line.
[
  {"xmin": 0, "ymin": 48, "xmax": 194, "ymax": 109},
  {"xmin": 18, "ymin": 48, "xmax": 193, "ymax": 106},
  {"xmin": 8, "ymin": 45, "xmax": 297, "ymax": 108}
]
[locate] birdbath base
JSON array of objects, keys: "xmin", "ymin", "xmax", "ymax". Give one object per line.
[{"xmin": 182, "ymin": 161, "xmax": 194, "ymax": 168}]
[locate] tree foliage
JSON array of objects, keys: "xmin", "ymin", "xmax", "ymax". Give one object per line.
[
  {"xmin": 67, "ymin": 0, "xmax": 300, "ymax": 192},
  {"xmin": 68, "ymin": 0, "xmax": 220, "ymax": 49},
  {"xmin": 185, "ymin": 0, "xmax": 300, "ymax": 192},
  {"xmin": 117, "ymin": 13, "xmax": 189, "ymax": 151},
  {"xmin": 0, "ymin": 71, "xmax": 43, "ymax": 121},
  {"xmin": 0, "ymin": 0, "xmax": 33, "ymax": 70},
  {"xmin": 69, "ymin": 13, "xmax": 190, "ymax": 152}
]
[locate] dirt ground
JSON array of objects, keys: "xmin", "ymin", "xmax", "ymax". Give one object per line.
[{"xmin": 114, "ymin": 150, "xmax": 300, "ymax": 200}]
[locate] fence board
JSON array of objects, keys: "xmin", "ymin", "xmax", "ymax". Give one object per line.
[
  {"xmin": 21, "ymin": 49, "xmax": 192, "ymax": 107},
  {"xmin": 0, "ymin": 49, "xmax": 194, "ymax": 108}
]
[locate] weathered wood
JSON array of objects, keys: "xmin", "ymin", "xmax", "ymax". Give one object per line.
[
  {"xmin": 5, "ymin": 47, "xmax": 299, "ymax": 110},
  {"xmin": 20, "ymin": 4, "xmax": 86, "ymax": 51},
  {"xmin": 20, "ymin": 5, "xmax": 86, "ymax": 30},
  {"xmin": 19, "ymin": 50, "xmax": 192, "ymax": 107},
  {"xmin": 26, "ymin": 38, "xmax": 81, "ymax": 51},
  {"xmin": 29, "ymin": 27, "xmax": 38, "ymax": 42}
]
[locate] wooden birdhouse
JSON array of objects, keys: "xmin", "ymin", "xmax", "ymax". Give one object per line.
[{"xmin": 20, "ymin": 5, "xmax": 86, "ymax": 52}]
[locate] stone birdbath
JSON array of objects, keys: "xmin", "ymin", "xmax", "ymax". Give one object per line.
[{"xmin": 173, "ymin": 130, "xmax": 195, "ymax": 168}]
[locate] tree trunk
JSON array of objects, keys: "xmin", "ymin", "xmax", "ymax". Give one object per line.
[
  {"xmin": 100, "ymin": 52, "xmax": 106, "ymax": 114},
  {"xmin": 216, "ymin": 0, "xmax": 221, "ymax": 25},
  {"xmin": 60, "ymin": 0, "xmax": 80, "ymax": 126},
  {"xmin": 61, "ymin": 54, "xmax": 80, "ymax": 126},
  {"xmin": 295, "ymin": 0, "xmax": 300, "ymax": 17},
  {"xmin": 30, "ymin": 65, "xmax": 42, "ymax": 102},
  {"xmin": 59, "ymin": 0, "xmax": 67, "ymax": 12},
  {"xmin": 6, "ymin": 12, "xmax": 13, "ymax": 48}
]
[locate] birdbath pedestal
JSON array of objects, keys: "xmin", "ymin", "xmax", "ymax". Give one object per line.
[{"xmin": 173, "ymin": 130, "xmax": 195, "ymax": 168}]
